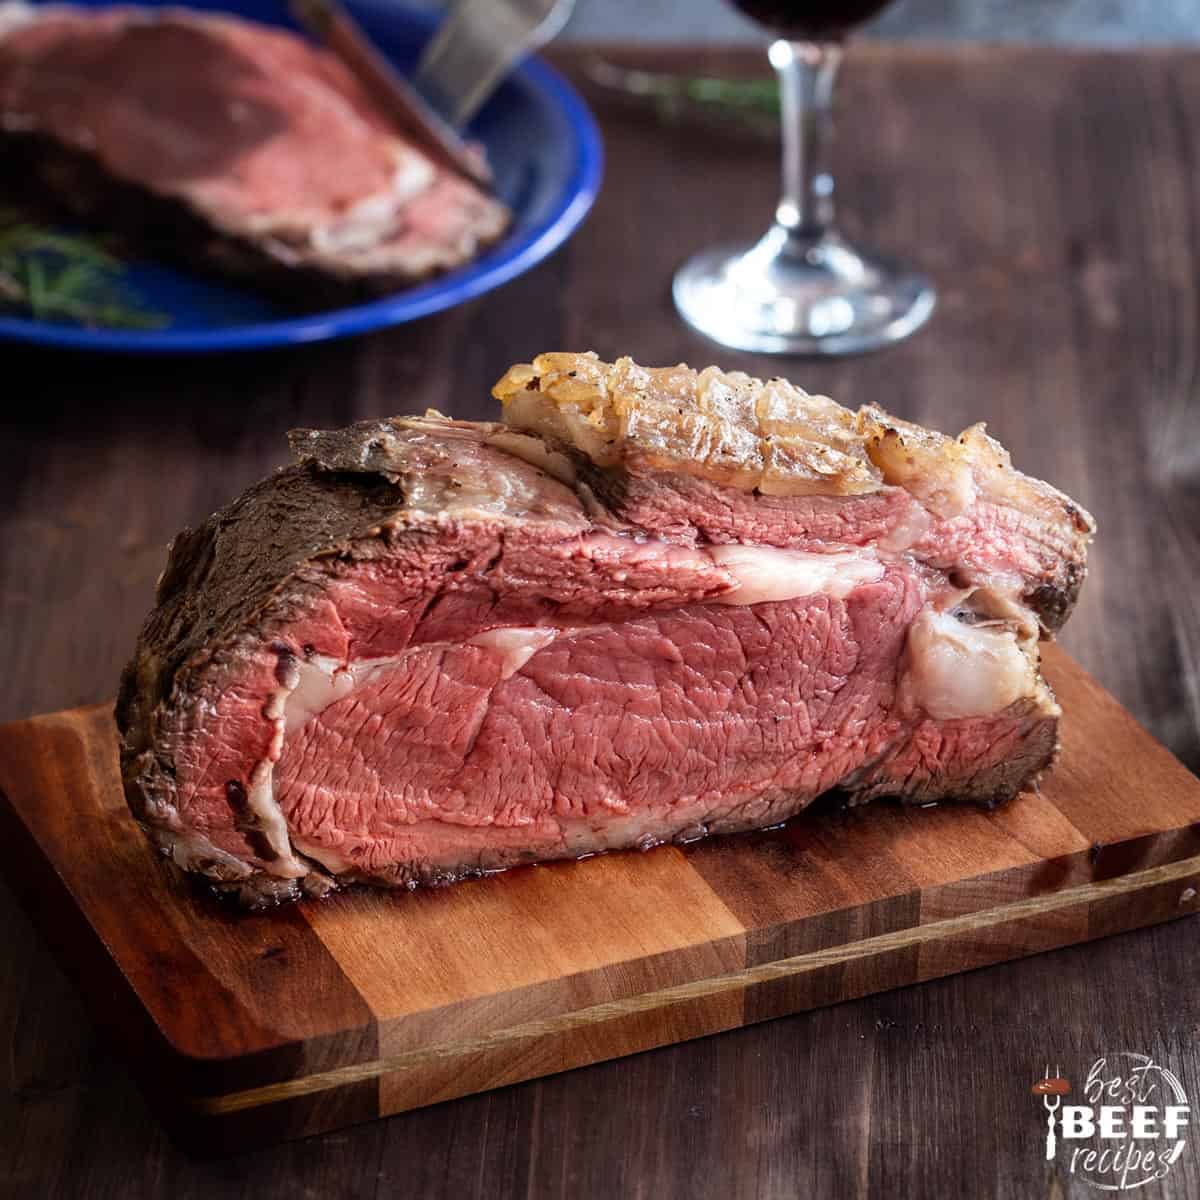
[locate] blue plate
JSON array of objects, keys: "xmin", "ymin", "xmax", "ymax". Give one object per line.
[{"xmin": 0, "ymin": 0, "xmax": 602, "ymax": 353}]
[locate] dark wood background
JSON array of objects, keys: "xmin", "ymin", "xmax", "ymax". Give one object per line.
[{"xmin": 2, "ymin": 45, "xmax": 1198, "ymax": 1199}]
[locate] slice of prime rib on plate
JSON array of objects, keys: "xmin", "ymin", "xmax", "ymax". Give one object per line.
[
  {"xmin": 0, "ymin": 2, "xmax": 509, "ymax": 305},
  {"xmin": 116, "ymin": 352, "xmax": 1095, "ymax": 906}
]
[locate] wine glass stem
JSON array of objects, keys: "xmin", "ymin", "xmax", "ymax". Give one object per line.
[{"xmin": 770, "ymin": 39, "xmax": 842, "ymax": 241}]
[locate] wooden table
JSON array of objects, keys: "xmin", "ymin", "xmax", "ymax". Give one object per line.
[{"xmin": 2, "ymin": 45, "xmax": 1198, "ymax": 1198}]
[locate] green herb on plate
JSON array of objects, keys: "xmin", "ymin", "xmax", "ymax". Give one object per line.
[
  {"xmin": 584, "ymin": 58, "xmax": 781, "ymax": 136},
  {"xmin": 0, "ymin": 210, "xmax": 170, "ymax": 329}
]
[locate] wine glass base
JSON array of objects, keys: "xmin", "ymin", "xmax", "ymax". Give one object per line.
[{"xmin": 673, "ymin": 227, "xmax": 936, "ymax": 356}]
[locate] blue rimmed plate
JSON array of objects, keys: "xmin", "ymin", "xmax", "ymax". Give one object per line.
[{"xmin": 0, "ymin": 0, "xmax": 602, "ymax": 353}]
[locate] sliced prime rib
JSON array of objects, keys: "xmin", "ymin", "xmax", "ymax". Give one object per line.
[
  {"xmin": 0, "ymin": 2, "xmax": 509, "ymax": 304},
  {"xmin": 116, "ymin": 353, "xmax": 1094, "ymax": 906}
]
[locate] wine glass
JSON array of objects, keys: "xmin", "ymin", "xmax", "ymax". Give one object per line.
[{"xmin": 672, "ymin": 1, "xmax": 935, "ymax": 356}]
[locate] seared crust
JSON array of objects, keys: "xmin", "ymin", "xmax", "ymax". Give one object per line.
[{"xmin": 115, "ymin": 463, "xmax": 412, "ymax": 892}]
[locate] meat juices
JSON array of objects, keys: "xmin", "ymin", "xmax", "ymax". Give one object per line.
[{"xmin": 116, "ymin": 353, "xmax": 1094, "ymax": 906}]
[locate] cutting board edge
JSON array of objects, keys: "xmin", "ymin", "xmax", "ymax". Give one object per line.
[
  {"xmin": 0, "ymin": 774, "xmax": 212, "ymax": 1082},
  {"xmin": 0, "ymin": 776, "xmax": 382, "ymax": 1096},
  {"xmin": 5, "ymin": 773, "xmax": 1197, "ymax": 1090},
  {"xmin": 155, "ymin": 854, "xmax": 1200, "ymax": 1154}
]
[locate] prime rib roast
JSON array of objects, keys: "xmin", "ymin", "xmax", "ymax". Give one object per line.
[
  {"xmin": 117, "ymin": 353, "xmax": 1095, "ymax": 906},
  {"xmin": 0, "ymin": 2, "xmax": 509, "ymax": 304}
]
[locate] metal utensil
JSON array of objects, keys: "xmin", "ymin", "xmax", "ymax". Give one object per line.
[
  {"xmin": 415, "ymin": 0, "xmax": 577, "ymax": 127},
  {"xmin": 289, "ymin": 0, "xmax": 491, "ymax": 188}
]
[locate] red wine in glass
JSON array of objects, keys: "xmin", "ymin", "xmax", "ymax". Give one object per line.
[
  {"xmin": 730, "ymin": 0, "xmax": 896, "ymax": 39},
  {"xmin": 672, "ymin": 0, "xmax": 935, "ymax": 354}
]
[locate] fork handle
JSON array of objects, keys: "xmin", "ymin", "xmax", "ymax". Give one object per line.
[
  {"xmin": 290, "ymin": 0, "xmax": 492, "ymax": 188},
  {"xmin": 415, "ymin": 2, "xmax": 523, "ymax": 128}
]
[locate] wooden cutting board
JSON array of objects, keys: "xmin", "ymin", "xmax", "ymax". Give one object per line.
[{"xmin": 0, "ymin": 645, "xmax": 1198, "ymax": 1154}]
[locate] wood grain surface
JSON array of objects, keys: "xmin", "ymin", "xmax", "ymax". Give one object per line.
[{"xmin": 1, "ymin": 44, "xmax": 1199, "ymax": 1199}]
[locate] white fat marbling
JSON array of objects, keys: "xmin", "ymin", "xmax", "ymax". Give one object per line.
[
  {"xmin": 468, "ymin": 627, "xmax": 559, "ymax": 679},
  {"xmin": 243, "ymin": 682, "xmax": 309, "ymax": 878},
  {"xmin": 899, "ymin": 608, "xmax": 1036, "ymax": 720},
  {"xmin": 877, "ymin": 502, "xmax": 933, "ymax": 554},
  {"xmin": 284, "ymin": 631, "xmax": 557, "ymax": 740},
  {"xmin": 284, "ymin": 655, "xmax": 357, "ymax": 734},
  {"xmin": 240, "ymin": 656, "xmax": 375, "ymax": 880},
  {"xmin": 290, "ymin": 834, "xmax": 355, "ymax": 877},
  {"xmin": 706, "ymin": 544, "xmax": 885, "ymax": 605},
  {"xmin": 309, "ymin": 150, "xmax": 435, "ymax": 255}
]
